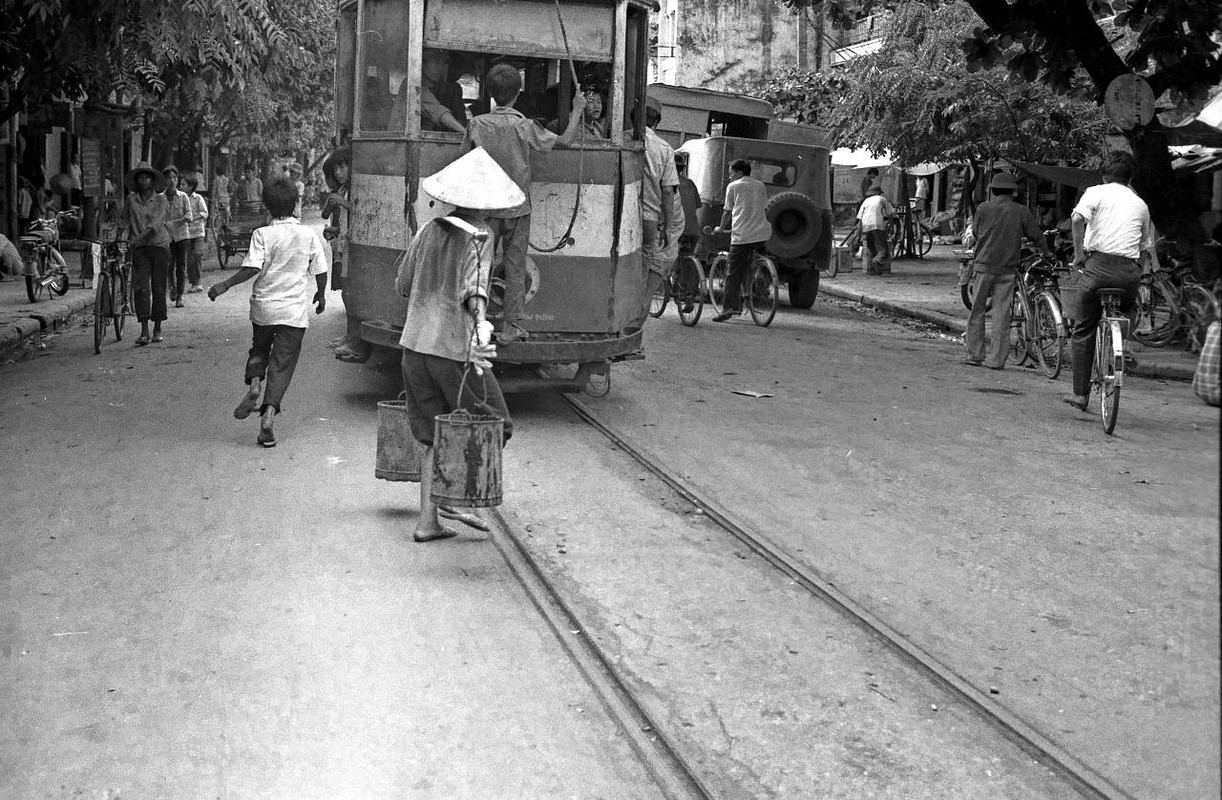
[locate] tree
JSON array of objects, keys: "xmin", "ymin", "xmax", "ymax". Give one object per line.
[
  {"xmin": 745, "ymin": 3, "xmax": 1109, "ymax": 167},
  {"xmin": 2, "ymin": 0, "xmax": 334, "ymax": 175},
  {"xmin": 784, "ymin": 0, "xmax": 1222, "ymax": 241}
]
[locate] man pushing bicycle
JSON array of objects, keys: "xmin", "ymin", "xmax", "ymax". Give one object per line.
[{"xmin": 1063, "ymin": 151, "xmax": 1158, "ymax": 412}]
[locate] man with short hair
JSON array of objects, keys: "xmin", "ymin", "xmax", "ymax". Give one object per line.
[
  {"xmin": 964, "ymin": 172, "xmax": 1048, "ymax": 370},
  {"xmin": 1062, "ymin": 150, "xmax": 1156, "ymax": 411},
  {"xmin": 633, "ymin": 96, "xmax": 679, "ymax": 328},
  {"xmin": 461, "ymin": 64, "xmax": 586, "ymax": 343},
  {"xmin": 857, "ymin": 185, "xmax": 894, "ymax": 275},
  {"xmin": 711, "ymin": 159, "xmax": 771, "ymax": 323}
]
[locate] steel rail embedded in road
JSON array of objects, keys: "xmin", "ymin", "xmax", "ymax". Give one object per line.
[
  {"xmin": 486, "ymin": 508, "xmax": 712, "ymax": 800},
  {"xmin": 562, "ymin": 393, "xmax": 1135, "ymax": 800}
]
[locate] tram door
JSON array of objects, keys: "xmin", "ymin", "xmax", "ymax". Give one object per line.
[{"xmin": 334, "ymin": 0, "xmax": 652, "ymax": 351}]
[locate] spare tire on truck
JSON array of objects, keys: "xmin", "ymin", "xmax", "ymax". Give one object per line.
[{"xmin": 766, "ymin": 191, "xmax": 823, "ymax": 259}]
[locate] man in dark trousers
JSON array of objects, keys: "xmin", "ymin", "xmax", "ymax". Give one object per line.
[
  {"xmin": 964, "ymin": 172, "xmax": 1048, "ymax": 370},
  {"xmin": 710, "ymin": 159, "xmax": 772, "ymax": 323},
  {"xmin": 1062, "ymin": 151, "xmax": 1157, "ymax": 410}
]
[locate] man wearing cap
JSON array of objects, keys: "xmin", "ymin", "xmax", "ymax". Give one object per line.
[
  {"xmin": 120, "ymin": 162, "xmax": 172, "ymax": 345},
  {"xmin": 396, "ymin": 147, "xmax": 517, "ymax": 543},
  {"xmin": 856, "ymin": 184, "xmax": 895, "ymax": 276},
  {"xmin": 964, "ymin": 172, "xmax": 1048, "ymax": 369}
]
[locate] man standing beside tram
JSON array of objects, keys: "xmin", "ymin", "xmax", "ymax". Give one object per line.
[{"xmin": 633, "ymin": 96, "xmax": 679, "ymax": 329}]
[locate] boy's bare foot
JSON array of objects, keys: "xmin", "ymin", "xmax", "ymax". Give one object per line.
[
  {"xmin": 234, "ymin": 380, "xmax": 261, "ymax": 419},
  {"xmin": 413, "ymin": 525, "xmax": 459, "ymax": 542},
  {"xmin": 439, "ymin": 506, "xmax": 490, "ymax": 532}
]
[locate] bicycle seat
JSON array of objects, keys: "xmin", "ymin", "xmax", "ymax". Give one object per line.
[{"xmin": 1097, "ymin": 288, "xmax": 1128, "ymax": 300}]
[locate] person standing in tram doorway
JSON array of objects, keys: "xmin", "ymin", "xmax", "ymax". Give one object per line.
[
  {"xmin": 461, "ymin": 63, "xmax": 587, "ymax": 344},
  {"xmin": 630, "ymin": 95, "xmax": 679, "ymax": 330},
  {"xmin": 395, "ymin": 148, "xmax": 519, "ymax": 543}
]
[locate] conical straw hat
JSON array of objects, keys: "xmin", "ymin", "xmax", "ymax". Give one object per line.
[{"xmin": 421, "ymin": 147, "xmax": 526, "ymax": 210}]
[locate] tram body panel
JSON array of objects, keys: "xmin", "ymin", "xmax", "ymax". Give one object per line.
[{"xmin": 348, "ymin": 138, "xmax": 645, "ymax": 342}]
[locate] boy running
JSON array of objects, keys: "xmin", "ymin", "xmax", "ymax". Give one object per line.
[{"xmin": 208, "ymin": 179, "xmax": 329, "ymax": 448}]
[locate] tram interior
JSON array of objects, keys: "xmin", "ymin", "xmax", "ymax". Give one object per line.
[{"xmin": 350, "ymin": 0, "xmax": 646, "ymax": 142}]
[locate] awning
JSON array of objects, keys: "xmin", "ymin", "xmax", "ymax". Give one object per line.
[
  {"xmin": 1170, "ymin": 145, "xmax": 1222, "ymax": 173},
  {"xmin": 830, "ymin": 147, "xmax": 891, "ymax": 168},
  {"xmin": 1009, "ymin": 161, "xmax": 1101, "ymax": 189},
  {"xmin": 904, "ymin": 162, "xmax": 953, "ymax": 176}
]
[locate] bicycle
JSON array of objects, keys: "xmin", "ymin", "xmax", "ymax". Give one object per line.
[
  {"xmin": 93, "ymin": 231, "xmax": 132, "ymax": 354},
  {"xmin": 1007, "ymin": 253, "xmax": 1068, "ymax": 379},
  {"xmin": 1092, "ymin": 288, "xmax": 1129, "ymax": 435},
  {"xmin": 649, "ymin": 238, "xmax": 706, "ymax": 326},
  {"xmin": 706, "ymin": 248, "xmax": 780, "ymax": 327},
  {"xmin": 1134, "ymin": 253, "xmax": 1220, "ymax": 352},
  {"xmin": 887, "ymin": 205, "xmax": 934, "ymax": 259},
  {"xmin": 18, "ymin": 212, "xmax": 74, "ymax": 303}
]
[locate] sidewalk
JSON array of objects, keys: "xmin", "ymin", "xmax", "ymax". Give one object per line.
[
  {"xmin": 1, "ymin": 211, "xmax": 327, "ymax": 358},
  {"xmin": 820, "ymin": 242, "xmax": 1200, "ymax": 381}
]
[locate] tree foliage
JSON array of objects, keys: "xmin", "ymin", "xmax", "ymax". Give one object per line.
[
  {"xmin": 1, "ymin": 0, "xmax": 335, "ymax": 169},
  {"xmin": 780, "ymin": 0, "xmax": 1222, "ymax": 237}
]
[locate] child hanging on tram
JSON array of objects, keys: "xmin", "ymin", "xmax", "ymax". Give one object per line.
[
  {"xmin": 208, "ymin": 178, "xmax": 329, "ymax": 448},
  {"xmin": 460, "ymin": 63, "xmax": 587, "ymax": 344}
]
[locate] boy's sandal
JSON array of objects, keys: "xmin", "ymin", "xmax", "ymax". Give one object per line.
[
  {"xmin": 135, "ymin": 336, "xmax": 151, "ymax": 346},
  {"xmin": 151, "ymin": 335, "xmax": 164, "ymax": 343}
]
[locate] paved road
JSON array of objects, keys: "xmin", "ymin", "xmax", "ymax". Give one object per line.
[{"xmin": 1, "ymin": 279, "xmax": 1217, "ymax": 799}]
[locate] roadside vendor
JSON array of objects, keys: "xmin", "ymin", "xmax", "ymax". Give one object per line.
[{"xmin": 395, "ymin": 147, "xmax": 520, "ymax": 542}]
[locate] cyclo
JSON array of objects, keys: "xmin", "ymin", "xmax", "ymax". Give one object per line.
[{"xmin": 333, "ymin": 0, "xmax": 653, "ymax": 395}]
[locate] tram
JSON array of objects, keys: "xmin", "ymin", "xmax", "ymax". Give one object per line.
[{"xmin": 333, "ymin": 0, "xmax": 654, "ymax": 393}]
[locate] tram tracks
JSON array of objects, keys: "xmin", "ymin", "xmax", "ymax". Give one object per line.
[{"xmin": 482, "ymin": 391, "xmax": 1132, "ymax": 800}]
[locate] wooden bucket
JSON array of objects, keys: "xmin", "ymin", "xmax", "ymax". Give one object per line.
[
  {"xmin": 375, "ymin": 397, "xmax": 422, "ymax": 482},
  {"xmin": 430, "ymin": 410, "xmax": 503, "ymax": 508}
]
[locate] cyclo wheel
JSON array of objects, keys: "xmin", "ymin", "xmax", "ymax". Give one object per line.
[
  {"xmin": 747, "ymin": 256, "xmax": 780, "ymax": 327},
  {"xmin": 1032, "ymin": 291, "xmax": 1064, "ymax": 379},
  {"xmin": 648, "ymin": 273, "xmax": 668, "ymax": 318},
  {"xmin": 1096, "ymin": 321, "xmax": 1121, "ymax": 435},
  {"xmin": 1008, "ymin": 290, "xmax": 1030, "ymax": 366},
  {"xmin": 707, "ymin": 252, "xmax": 730, "ymax": 315},
  {"xmin": 113, "ymin": 269, "xmax": 129, "ymax": 341},
  {"xmin": 676, "ymin": 254, "xmax": 705, "ymax": 327},
  {"xmin": 93, "ymin": 271, "xmax": 111, "ymax": 354}
]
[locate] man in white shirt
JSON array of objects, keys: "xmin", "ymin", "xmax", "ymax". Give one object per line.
[
  {"xmin": 711, "ymin": 159, "xmax": 772, "ymax": 322},
  {"xmin": 1063, "ymin": 150, "xmax": 1156, "ymax": 411},
  {"xmin": 635, "ymin": 96, "xmax": 679, "ymax": 328},
  {"xmin": 857, "ymin": 185, "xmax": 895, "ymax": 275}
]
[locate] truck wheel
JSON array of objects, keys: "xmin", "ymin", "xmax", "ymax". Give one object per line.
[
  {"xmin": 788, "ymin": 269, "xmax": 820, "ymax": 309},
  {"xmin": 766, "ymin": 192, "xmax": 823, "ymax": 259}
]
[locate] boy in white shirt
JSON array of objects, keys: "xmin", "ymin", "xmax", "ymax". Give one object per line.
[{"xmin": 208, "ymin": 179, "xmax": 329, "ymax": 447}]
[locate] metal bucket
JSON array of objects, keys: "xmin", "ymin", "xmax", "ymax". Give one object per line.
[
  {"xmin": 430, "ymin": 410, "xmax": 503, "ymax": 508},
  {"xmin": 375, "ymin": 397, "xmax": 422, "ymax": 482}
]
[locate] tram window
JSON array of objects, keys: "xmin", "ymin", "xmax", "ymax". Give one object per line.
[
  {"xmin": 389, "ymin": 48, "xmax": 472, "ymax": 135},
  {"xmin": 751, "ymin": 159, "xmax": 796, "ymax": 188},
  {"xmin": 357, "ymin": 0, "xmax": 407, "ymax": 133}
]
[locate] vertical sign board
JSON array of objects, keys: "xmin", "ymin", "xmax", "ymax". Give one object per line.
[{"xmin": 80, "ymin": 139, "xmax": 103, "ymax": 196}]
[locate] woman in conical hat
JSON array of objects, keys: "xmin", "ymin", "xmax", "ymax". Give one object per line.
[
  {"xmin": 395, "ymin": 148, "xmax": 521, "ymax": 543},
  {"xmin": 121, "ymin": 160, "xmax": 173, "ymax": 344}
]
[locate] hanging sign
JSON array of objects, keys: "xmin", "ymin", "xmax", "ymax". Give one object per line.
[{"xmin": 1104, "ymin": 74, "xmax": 1155, "ymax": 130}]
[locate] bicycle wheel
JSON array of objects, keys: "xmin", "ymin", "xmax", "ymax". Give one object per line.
[
  {"xmin": 25, "ymin": 250, "xmax": 46, "ymax": 302},
  {"xmin": 1008, "ymin": 290, "xmax": 1030, "ymax": 366},
  {"xmin": 93, "ymin": 271, "xmax": 111, "ymax": 354},
  {"xmin": 1096, "ymin": 322, "xmax": 1121, "ymax": 435},
  {"xmin": 1031, "ymin": 291, "xmax": 1065, "ymax": 379},
  {"xmin": 1182, "ymin": 283, "xmax": 1219, "ymax": 352},
  {"xmin": 747, "ymin": 256, "xmax": 779, "ymax": 327},
  {"xmin": 824, "ymin": 251, "xmax": 839, "ymax": 278},
  {"xmin": 113, "ymin": 269, "xmax": 129, "ymax": 341},
  {"xmin": 216, "ymin": 231, "xmax": 229, "ymax": 269},
  {"xmin": 917, "ymin": 227, "xmax": 934, "ymax": 257},
  {"xmin": 49, "ymin": 266, "xmax": 70, "ymax": 296},
  {"xmin": 887, "ymin": 217, "xmax": 901, "ymax": 249},
  {"xmin": 675, "ymin": 254, "xmax": 705, "ymax": 327},
  {"xmin": 1133, "ymin": 278, "xmax": 1178, "ymax": 346},
  {"xmin": 707, "ymin": 253, "xmax": 729, "ymax": 315},
  {"xmin": 648, "ymin": 275, "xmax": 668, "ymax": 318}
]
